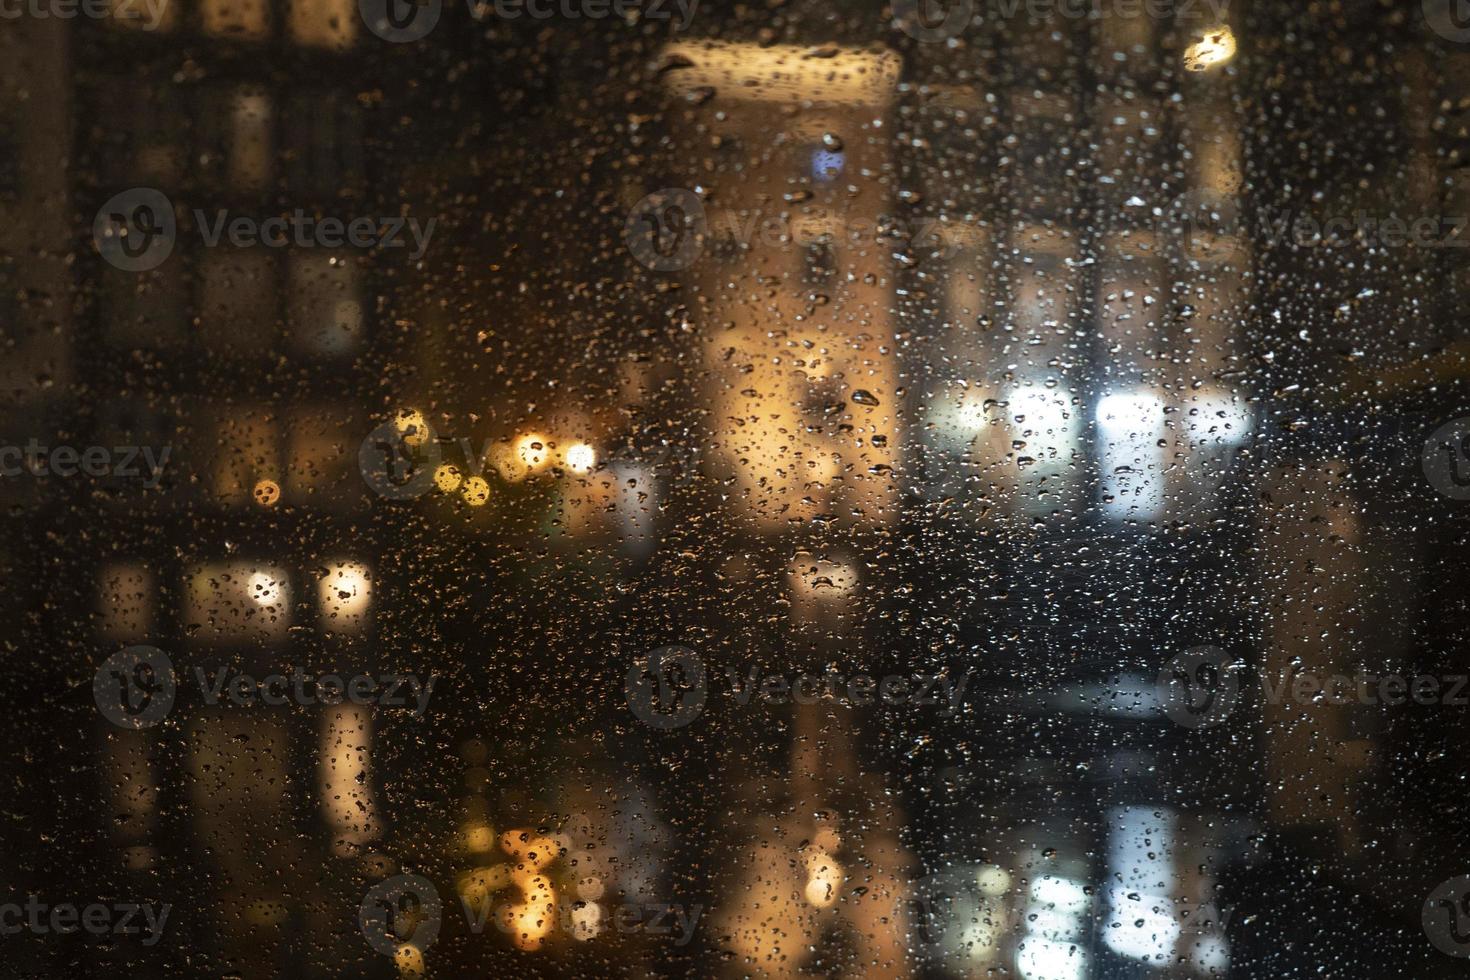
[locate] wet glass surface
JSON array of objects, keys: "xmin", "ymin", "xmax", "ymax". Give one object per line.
[{"xmin": 4, "ymin": 0, "xmax": 1470, "ymax": 976}]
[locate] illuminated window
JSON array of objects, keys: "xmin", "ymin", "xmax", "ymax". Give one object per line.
[
  {"xmin": 230, "ymin": 89, "xmax": 273, "ymax": 192},
  {"xmin": 210, "ymin": 409, "xmax": 279, "ymax": 507},
  {"xmin": 317, "ymin": 560, "xmax": 372, "ymax": 632},
  {"xmin": 289, "ymin": 0, "xmax": 357, "ymax": 49},
  {"xmin": 201, "ymin": 0, "xmax": 271, "ymax": 40},
  {"xmin": 184, "ymin": 562, "xmax": 292, "ymax": 642},
  {"xmin": 286, "ymin": 411, "xmax": 357, "ymax": 507},
  {"xmin": 288, "ymin": 253, "xmax": 363, "ymax": 356}
]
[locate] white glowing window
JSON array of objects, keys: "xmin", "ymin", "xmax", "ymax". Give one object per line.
[
  {"xmin": 1017, "ymin": 938, "xmax": 1088, "ymax": 980},
  {"xmin": 1019, "ymin": 876, "xmax": 1089, "ymax": 980},
  {"xmin": 1104, "ymin": 806, "xmax": 1180, "ymax": 964},
  {"xmin": 317, "ymin": 561, "xmax": 372, "ymax": 632},
  {"xmin": 1012, "ymin": 386, "xmax": 1082, "ymax": 513},
  {"xmin": 1097, "ymin": 390, "xmax": 1167, "ymax": 521},
  {"xmin": 925, "ymin": 388, "xmax": 991, "ymax": 451},
  {"xmin": 184, "ymin": 562, "xmax": 291, "ymax": 642},
  {"xmin": 564, "ymin": 442, "xmax": 597, "ymax": 474},
  {"xmin": 1182, "ymin": 389, "xmax": 1251, "ymax": 447}
]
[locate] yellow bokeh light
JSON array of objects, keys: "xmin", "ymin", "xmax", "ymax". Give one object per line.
[
  {"xmin": 434, "ymin": 464, "xmax": 463, "ymax": 492},
  {"xmin": 252, "ymin": 478, "xmax": 281, "ymax": 507},
  {"xmin": 498, "ymin": 871, "xmax": 556, "ymax": 950},
  {"xmin": 564, "ymin": 442, "xmax": 596, "ymax": 474},
  {"xmin": 394, "ymin": 943, "xmax": 426, "ymax": 977},
  {"xmin": 516, "ymin": 433, "xmax": 551, "ymax": 472},
  {"xmin": 500, "ymin": 829, "xmax": 561, "ymax": 869},
  {"xmin": 247, "ymin": 570, "xmax": 284, "ymax": 606},
  {"xmin": 394, "ymin": 409, "xmax": 431, "ymax": 447},
  {"xmin": 1184, "ymin": 27, "xmax": 1236, "ymax": 71},
  {"xmin": 457, "ymin": 864, "xmax": 511, "ymax": 904},
  {"xmin": 503, "ymin": 899, "xmax": 554, "ymax": 950},
  {"xmin": 569, "ymin": 901, "xmax": 602, "ymax": 941},
  {"xmin": 462, "ymin": 822, "xmax": 496, "ymax": 853},
  {"xmin": 318, "ymin": 562, "xmax": 371, "ymax": 621},
  {"xmin": 462, "ymin": 476, "xmax": 491, "ymax": 507},
  {"xmin": 804, "ymin": 851, "xmax": 843, "ymax": 908}
]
